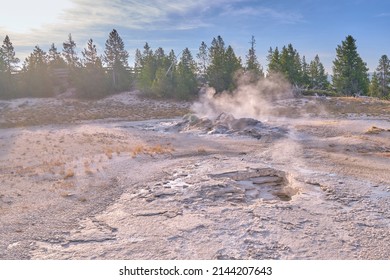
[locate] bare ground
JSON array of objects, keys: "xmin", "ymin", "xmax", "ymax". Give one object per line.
[{"xmin": 0, "ymin": 92, "xmax": 389, "ymax": 259}]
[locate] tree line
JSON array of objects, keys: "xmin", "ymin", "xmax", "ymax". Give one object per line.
[{"xmin": 1, "ymin": 31, "xmax": 389, "ymax": 100}]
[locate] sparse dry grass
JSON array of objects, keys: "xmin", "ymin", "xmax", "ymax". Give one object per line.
[
  {"xmin": 131, "ymin": 144, "xmax": 174, "ymax": 158},
  {"xmin": 322, "ymin": 97, "xmax": 390, "ymax": 116},
  {"xmin": 85, "ymin": 167, "xmax": 94, "ymax": 175},
  {"xmin": 61, "ymin": 181, "xmax": 76, "ymax": 189},
  {"xmin": 132, "ymin": 145, "xmax": 144, "ymax": 157},
  {"xmin": 105, "ymin": 148, "xmax": 113, "ymax": 159},
  {"xmin": 0, "ymin": 95, "xmax": 190, "ymax": 129},
  {"xmin": 365, "ymin": 126, "xmax": 390, "ymax": 134},
  {"xmin": 64, "ymin": 169, "xmax": 75, "ymax": 179},
  {"xmin": 197, "ymin": 147, "xmax": 207, "ymax": 154}
]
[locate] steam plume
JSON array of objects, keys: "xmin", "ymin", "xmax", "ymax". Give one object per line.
[{"xmin": 192, "ymin": 73, "xmax": 293, "ymax": 121}]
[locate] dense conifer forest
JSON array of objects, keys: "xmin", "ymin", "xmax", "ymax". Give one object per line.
[{"xmin": 0, "ymin": 30, "xmax": 389, "ymax": 100}]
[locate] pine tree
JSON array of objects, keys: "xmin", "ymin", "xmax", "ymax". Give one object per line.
[
  {"xmin": 207, "ymin": 36, "xmax": 243, "ymax": 92},
  {"xmin": 0, "ymin": 36, "xmax": 20, "ymax": 98},
  {"xmin": 0, "ymin": 47, "xmax": 7, "ymax": 98},
  {"xmin": 245, "ymin": 35, "xmax": 264, "ymax": 80},
  {"xmin": 309, "ymin": 55, "xmax": 329, "ymax": 90},
  {"xmin": 1, "ymin": 35, "xmax": 20, "ymax": 74},
  {"xmin": 167, "ymin": 49, "xmax": 177, "ymax": 75},
  {"xmin": 224, "ymin": 45, "xmax": 242, "ymax": 90},
  {"xmin": 137, "ymin": 42, "xmax": 155, "ymax": 93},
  {"xmin": 134, "ymin": 48, "xmax": 142, "ymax": 78},
  {"xmin": 301, "ymin": 56, "xmax": 310, "ymax": 88},
  {"xmin": 196, "ymin": 41, "xmax": 208, "ymax": 84},
  {"xmin": 279, "ymin": 44, "xmax": 302, "ymax": 86},
  {"xmin": 267, "ymin": 47, "xmax": 281, "ymax": 74},
  {"xmin": 62, "ymin": 34, "xmax": 79, "ymax": 68},
  {"xmin": 206, "ymin": 36, "xmax": 228, "ymax": 92},
  {"xmin": 176, "ymin": 48, "xmax": 198, "ymax": 99},
  {"xmin": 21, "ymin": 46, "xmax": 53, "ymax": 97},
  {"xmin": 151, "ymin": 47, "xmax": 173, "ymax": 98},
  {"xmin": 376, "ymin": 55, "xmax": 390, "ymax": 98},
  {"xmin": 142, "ymin": 42, "xmax": 153, "ymax": 60},
  {"xmin": 25, "ymin": 46, "xmax": 48, "ymax": 72},
  {"xmin": 206, "ymin": 36, "xmax": 226, "ymax": 92},
  {"xmin": 104, "ymin": 29, "xmax": 130, "ymax": 91},
  {"xmin": 82, "ymin": 39, "xmax": 102, "ymax": 67},
  {"xmin": 151, "ymin": 67, "xmax": 171, "ymax": 97},
  {"xmin": 166, "ymin": 49, "xmax": 177, "ymax": 95},
  {"xmin": 332, "ymin": 35, "xmax": 369, "ymax": 96},
  {"xmin": 48, "ymin": 43, "xmax": 65, "ymax": 68},
  {"xmin": 154, "ymin": 47, "xmax": 166, "ymax": 68},
  {"xmin": 369, "ymin": 72, "xmax": 381, "ymax": 97},
  {"xmin": 77, "ymin": 39, "xmax": 107, "ymax": 98},
  {"xmin": 0, "ymin": 49, "xmax": 5, "ymax": 72}
]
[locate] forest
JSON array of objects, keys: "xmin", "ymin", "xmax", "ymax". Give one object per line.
[{"xmin": 0, "ymin": 29, "xmax": 389, "ymax": 100}]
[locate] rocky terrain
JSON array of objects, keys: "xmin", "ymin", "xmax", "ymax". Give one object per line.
[{"xmin": 0, "ymin": 92, "xmax": 389, "ymax": 259}]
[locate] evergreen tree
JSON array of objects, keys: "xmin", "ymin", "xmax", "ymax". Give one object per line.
[
  {"xmin": 376, "ymin": 54, "xmax": 390, "ymax": 98},
  {"xmin": 154, "ymin": 47, "xmax": 166, "ymax": 68},
  {"xmin": 77, "ymin": 39, "xmax": 108, "ymax": 98},
  {"xmin": 0, "ymin": 49, "xmax": 5, "ymax": 72},
  {"xmin": 176, "ymin": 48, "xmax": 198, "ymax": 99},
  {"xmin": 207, "ymin": 36, "xmax": 226, "ymax": 92},
  {"xmin": 267, "ymin": 47, "xmax": 281, "ymax": 74},
  {"xmin": 332, "ymin": 35, "xmax": 369, "ymax": 96},
  {"xmin": 207, "ymin": 36, "xmax": 243, "ymax": 92},
  {"xmin": 25, "ymin": 46, "xmax": 48, "ymax": 70},
  {"xmin": 224, "ymin": 45, "xmax": 242, "ymax": 90},
  {"xmin": 137, "ymin": 42, "xmax": 155, "ymax": 93},
  {"xmin": 62, "ymin": 34, "xmax": 79, "ymax": 68},
  {"xmin": 301, "ymin": 56, "xmax": 310, "ymax": 87},
  {"xmin": 142, "ymin": 42, "xmax": 153, "ymax": 60},
  {"xmin": 1, "ymin": 35, "xmax": 19, "ymax": 74},
  {"xmin": 48, "ymin": 43, "xmax": 65, "ymax": 68},
  {"xmin": 82, "ymin": 39, "xmax": 102, "ymax": 67},
  {"xmin": 21, "ymin": 46, "xmax": 53, "ymax": 97},
  {"xmin": 369, "ymin": 72, "xmax": 381, "ymax": 97},
  {"xmin": 309, "ymin": 55, "xmax": 329, "ymax": 90},
  {"xmin": 151, "ymin": 67, "xmax": 172, "ymax": 98},
  {"xmin": 167, "ymin": 49, "xmax": 177, "ymax": 74},
  {"xmin": 134, "ymin": 48, "xmax": 142, "ymax": 78},
  {"xmin": 165, "ymin": 49, "xmax": 178, "ymax": 96},
  {"xmin": 104, "ymin": 29, "xmax": 130, "ymax": 91},
  {"xmin": 137, "ymin": 44, "xmax": 178, "ymax": 98},
  {"xmin": 0, "ymin": 36, "xmax": 20, "ymax": 98},
  {"xmin": 196, "ymin": 41, "xmax": 208, "ymax": 84},
  {"xmin": 151, "ymin": 47, "xmax": 173, "ymax": 98},
  {"xmin": 0, "ymin": 47, "xmax": 7, "ymax": 98},
  {"xmin": 279, "ymin": 44, "xmax": 302, "ymax": 86},
  {"xmin": 62, "ymin": 34, "xmax": 80, "ymax": 87},
  {"xmin": 245, "ymin": 35, "xmax": 264, "ymax": 80}
]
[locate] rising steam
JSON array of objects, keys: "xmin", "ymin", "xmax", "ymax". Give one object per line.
[{"xmin": 192, "ymin": 73, "xmax": 293, "ymax": 121}]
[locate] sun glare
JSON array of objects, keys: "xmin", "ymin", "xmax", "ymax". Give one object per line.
[{"xmin": 0, "ymin": 0, "xmax": 74, "ymax": 33}]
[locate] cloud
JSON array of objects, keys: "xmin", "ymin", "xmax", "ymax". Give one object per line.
[
  {"xmin": 221, "ymin": 4, "xmax": 304, "ymax": 24},
  {"xmin": 61, "ymin": 0, "xmax": 233, "ymax": 31},
  {"xmin": 0, "ymin": 0, "xmax": 74, "ymax": 33},
  {"xmin": 0, "ymin": 0, "xmax": 303, "ymax": 63},
  {"xmin": 375, "ymin": 12, "xmax": 390, "ymax": 17},
  {"xmin": 0, "ymin": 1, "xmax": 237, "ymax": 46}
]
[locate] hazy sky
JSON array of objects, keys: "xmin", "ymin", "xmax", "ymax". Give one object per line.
[{"xmin": 0, "ymin": 0, "xmax": 389, "ymax": 73}]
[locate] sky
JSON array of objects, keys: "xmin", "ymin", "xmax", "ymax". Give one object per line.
[{"xmin": 0, "ymin": 0, "xmax": 389, "ymax": 73}]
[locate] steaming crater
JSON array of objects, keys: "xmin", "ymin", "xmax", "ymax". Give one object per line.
[
  {"xmin": 144, "ymin": 166, "xmax": 299, "ymax": 206},
  {"xmin": 171, "ymin": 112, "xmax": 287, "ymax": 140},
  {"xmin": 210, "ymin": 167, "xmax": 298, "ymax": 202}
]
